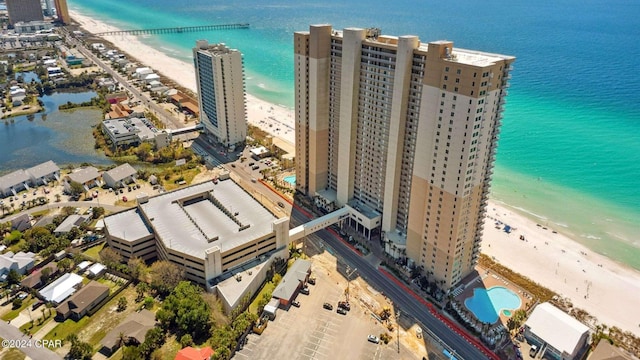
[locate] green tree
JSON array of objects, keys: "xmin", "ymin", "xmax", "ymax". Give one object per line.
[
  {"xmin": 100, "ymin": 247, "xmax": 122, "ymax": 269},
  {"xmin": 117, "ymin": 296, "xmax": 128, "ymax": 312},
  {"xmin": 40, "ymin": 267, "xmax": 52, "ymax": 284},
  {"xmin": 143, "ymin": 296, "xmax": 154, "ymax": 310},
  {"xmin": 149, "ymin": 261, "xmax": 184, "ymax": 296},
  {"xmin": 7, "ymin": 269, "xmax": 21, "ymax": 285},
  {"xmin": 57, "ymin": 258, "xmax": 73, "ymax": 272},
  {"xmin": 158, "ymin": 281, "xmax": 211, "ymax": 340},
  {"xmin": 68, "ymin": 181, "xmax": 85, "ymax": 198},
  {"xmin": 4, "ymin": 230, "xmax": 23, "ymax": 245},
  {"xmin": 179, "ymin": 333, "xmax": 193, "ymax": 347},
  {"xmin": 128, "ymin": 257, "xmax": 148, "ymax": 282},
  {"xmin": 12, "ymin": 297, "xmax": 23, "ymax": 309},
  {"xmin": 67, "ymin": 334, "xmax": 93, "ymax": 360},
  {"xmin": 92, "ymin": 207, "xmax": 105, "ymax": 219}
]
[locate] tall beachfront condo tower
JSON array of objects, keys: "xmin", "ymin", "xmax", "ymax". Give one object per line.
[
  {"xmin": 54, "ymin": 0, "xmax": 71, "ymax": 24},
  {"xmin": 193, "ymin": 40, "xmax": 247, "ymax": 148},
  {"xmin": 294, "ymin": 25, "xmax": 514, "ymax": 289},
  {"xmin": 6, "ymin": 0, "xmax": 44, "ymax": 25}
]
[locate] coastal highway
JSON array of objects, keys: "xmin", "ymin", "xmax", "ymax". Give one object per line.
[
  {"xmin": 288, "ymin": 206, "xmax": 488, "ymax": 360},
  {"xmin": 61, "ymin": 30, "xmax": 185, "ymax": 130}
]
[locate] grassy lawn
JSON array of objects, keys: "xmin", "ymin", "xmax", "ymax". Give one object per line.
[
  {"xmin": 153, "ymin": 334, "xmax": 181, "ymax": 360},
  {"xmin": 162, "ymin": 168, "xmax": 201, "ymax": 191},
  {"xmin": 19, "ymin": 310, "xmax": 54, "ymax": 334},
  {"xmin": 249, "ymin": 281, "xmax": 275, "ymax": 314},
  {"xmin": 1, "ymin": 296, "xmax": 34, "ymax": 321},
  {"xmin": 82, "ymin": 243, "xmax": 104, "ymax": 260},
  {"xmin": 8, "ymin": 239, "xmax": 27, "ymax": 254},
  {"xmin": 1, "ymin": 347, "xmax": 26, "ymax": 360},
  {"xmin": 44, "ymin": 286, "xmax": 141, "ymax": 349},
  {"xmin": 30, "ymin": 209, "xmax": 51, "ymax": 218}
]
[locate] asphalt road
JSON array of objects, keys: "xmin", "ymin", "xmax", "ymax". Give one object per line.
[
  {"xmin": 288, "ymin": 207, "xmax": 487, "ymax": 360},
  {"xmin": 0, "ymin": 321, "xmax": 63, "ymax": 360}
]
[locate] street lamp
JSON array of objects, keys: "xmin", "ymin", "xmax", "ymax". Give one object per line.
[{"xmin": 345, "ymin": 266, "xmax": 357, "ymax": 303}]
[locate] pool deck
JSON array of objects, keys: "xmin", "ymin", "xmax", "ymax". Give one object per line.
[{"xmin": 454, "ymin": 265, "xmax": 533, "ymax": 325}]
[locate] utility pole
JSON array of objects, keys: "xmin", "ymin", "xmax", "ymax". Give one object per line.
[
  {"xmin": 345, "ymin": 266, "xmax": 357, "ymax": 303},
  {"xmin": 396, "ymin": 309, "xmax": 401, "ymax": 354}
]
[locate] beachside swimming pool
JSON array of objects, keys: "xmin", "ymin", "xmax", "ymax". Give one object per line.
[
  {"xmin": 283, "ymin": 175, "xmax": 296, "ymax": 185},
  {"xmin": 464, "ymin": 286, "xmax": 521, "ymax": 323}
]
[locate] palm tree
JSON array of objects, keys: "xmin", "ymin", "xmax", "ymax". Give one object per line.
[{"xmin": 117, "ymin": 332, "xmax": 126, "ymax": 349}]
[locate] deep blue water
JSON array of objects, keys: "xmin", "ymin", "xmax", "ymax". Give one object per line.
[{"xmin": 41, "ymin": 0, "xmax": 640, "ymax": 268}]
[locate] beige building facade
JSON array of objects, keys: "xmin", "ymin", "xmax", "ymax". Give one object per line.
[
  {"xmin": 6, "ymin": 0, "xmax": 43, "ymax": 25},
  {"xmin": 294, "ymin": 24, "xmax": 514, "ymax": 288},
  {"xmin": 193, "ymin": 40, "xmax": 247, "ymax": 148},
  {"xmin": 53, "ymin": 0, "xmax": 70, "ymax": 24}
]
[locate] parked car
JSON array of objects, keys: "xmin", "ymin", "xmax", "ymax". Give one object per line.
[
  {"xmin": 307, "ymin": 277, "xmax": 316, "ymax": 285},
  {"xmin": 300, "ymin": 286, "xmax": 310, "ymax": 295},
  {"xmin": 277, "ymin": 201, "xmax": 285, "ymax": 208},
  {"xmin": 323, "ymin": 303, "xmax": 333, "ymax": 310},
  {"xmin": 32, "ymin": 301, "xmax": 44, "ymax": 310},
  {"xmin": 337, "ymin": 307, "xmax": 347, "ymax": 315},
  {"xmin": 338, "ymin": 301, "xmax": 350, "ymax": 311},
  {"xmin": 291, "ymin": 300, "xmax": 300, "ymax": 307},
  {"xmin": 252, "ymin": 165, "xmax": 260, "ymax": 170},
  {"xmin": 122, "ymin": 196, "xmax": 128, "ymax": 202},
  {"xmin": 367, "ymin": 335, "xmax": 380, "ymax": 344}
]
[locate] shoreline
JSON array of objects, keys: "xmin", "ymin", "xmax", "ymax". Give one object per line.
[{"xmin": 69, "ymin": 10, "xmax": 640, "ymax": 336}]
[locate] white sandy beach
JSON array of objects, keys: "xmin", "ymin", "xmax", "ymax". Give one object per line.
[{"xmin": 70, "ymin": 10, "xmax": 640, "ymax": 336}]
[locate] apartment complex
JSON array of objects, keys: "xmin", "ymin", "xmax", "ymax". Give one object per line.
[
  {"xmin": 54, "ymin": 0, "xmax": 71, "ymax": 25},
  {"xmin": 6, "ymin": 0, "xmax": 43, "ymax": 25},
  {"xmin": 193, "ymin": 40, "xmax": 247, "ymax": 148},
  {"xmin": 294, "ymin": 25, "xmax": 514, "ymax": 288},
  {"xmin": 104, "ymin": 180, "xmax": 290, "ymax": 290}
]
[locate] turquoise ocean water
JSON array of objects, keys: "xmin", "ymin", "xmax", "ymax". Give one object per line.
[{"xmin": 65, "ymin": 0, "xmax": 640, "ymax": 269}]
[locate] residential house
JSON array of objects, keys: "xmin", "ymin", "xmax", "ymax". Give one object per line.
[
  {"xmin": 0, "ymin": 251, "xmax": 35, "ymax": 281},
  {"xmin": 175, "ymin": 346, "xmax": 214, "ymax": 360},
  {"xmin": 55, "ymin": 281, "xmax": 109, "ymax": 320},
  {"xmin": 53, "ymin": 214, "xmax": 90, "ymax": 235},
  {"xmin": 11, "ymin": 213, "xmax": 32, "ymax": 232},
  {"xmin": 524, "ymin": 302, "xmax": 590, "ymax": 360},
  {"xmin": 100, "ymin": 309, "xmax": 156, "ymax": 355},
  {"xmin": 20, "ymin": 262, "xmax": 58, "ymax": 289},
  {"xmin": 64, "ymin": 166, "xmax": 102, "ymax": 192},
  {"xmin": 103, "ymin": 163, "xmax": 137, "ymax": 189},
  {"xmin": 39, "ymin": 272, "xmax": 83, "ymax": 305},
  {"xmin": 26, "ymin": 160, "xmax": 60, "ymax": 186}
]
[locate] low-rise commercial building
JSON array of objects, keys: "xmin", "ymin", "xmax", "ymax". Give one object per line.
[
  {"xmin": 101, "ymin": 117, "xmax": 162, "ymax": 149},
  {"xmin": 524, "ymin": 302, "xmax": 590, "ymax": 360},
  {"xmin": 104, "ymin": 180, "xmax": 290, "ymax": 297},
  {"xmin": 271, "ymin": 259, "xmax": 311, "ymax": 306}
]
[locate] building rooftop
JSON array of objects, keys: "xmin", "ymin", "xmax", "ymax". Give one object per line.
[
  {"xmin": 67, "ymin": 167, "xmax": 101, "ymax": 184},
  {"xmin": 54, "ymin": 215, "xmax": 89, "ymax": 233},
  {"xmin": 525, "ymin": 302, "xmax": 590, "ymax": 355},
  {"xmin": 272, "ymin": 259, "xmax": 311, "ymax": 300},
  {"xmin": 175, "ymin": 346, "xmax": 214, "ymax": 360},
  {"xmin": 0, "ymin": 169, "xmax": 30, "ymax": 190},
  {"xmin": 102, "ymin": 117, "xmax": 158, "ymax": 142},
  {"xmin": 39, "ymin": 273, "xmax": 84, "ymax": 304},
  {"xmin": 140, "ymin": 181, "xmax": 277, "ymax": 259},
  {"xmin": 588, "ymin": 340, "xmax": 634, "ymax": 360},
  {"xmin": 101, "ymin": 309, "xmax": 156, "ymax": 350},
  {"xmin": 104, "ymin": 163, "xmax": 137, "ymax": 183},
  {"xmin": 25, "ymin": 160, "xmax": 59, "ymax": 179},
  {"xmin": 103, "ymin": 208, "xmax": 153, "ymax": 242},
  {"xmin": 55, "ymin": 281, "xmax": 109, "ymax": 316}
]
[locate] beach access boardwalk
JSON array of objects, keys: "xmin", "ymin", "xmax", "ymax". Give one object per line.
[{"xmin": 94, "ymin": 23, "xmax": 250, "ymax": 36}]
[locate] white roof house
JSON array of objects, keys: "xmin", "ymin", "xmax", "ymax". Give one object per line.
[
  {"xmin": 77, "ymin": 261, "xmax": 92, "ymax": 271},
  {"xmin": 524, "ymin": 302, "xmax": 590, "ymax": 360},
  {"xmin": 38, "ymin": 273, "xmax": 83, "ymax": 304},
  {"xmin": 54, "ymin": 215, "xmax": 90, "ymax": 234},
  {"xmin": 65, "ymin": 167, "xmax": 102, "ymax": 192},
  {"xmin": 0, "ymin": 251, "xmax": 35, "ymax": 279},
  {"xmin": 26, "ymin": 160, "xmax": 60, "ymax": 185},
  {"xmin": 87, "ymin": 263, "xmax": 106, "ymax": 277},
  {"xmin": 0, "ymin": 169, "xmax": 31, "ymax": 197},
  {"xmin": 103, "ymin": 163, "xmax": 137, "ymax": 189}
]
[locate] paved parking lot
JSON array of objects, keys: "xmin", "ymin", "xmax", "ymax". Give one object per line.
[{"xmin": 234, "ymin": 267, "xmax": 420, "ymax": 360}]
